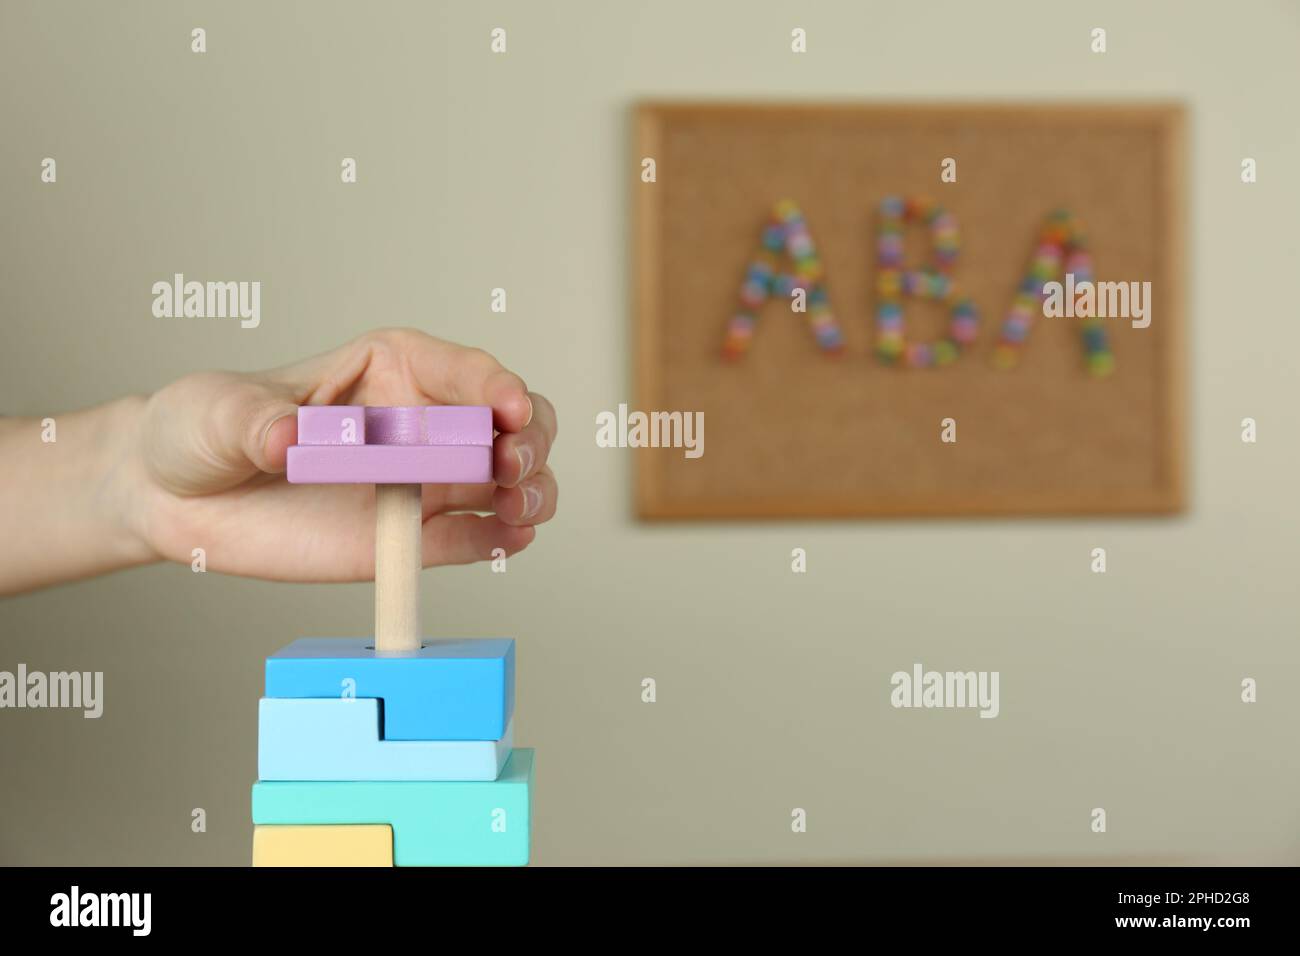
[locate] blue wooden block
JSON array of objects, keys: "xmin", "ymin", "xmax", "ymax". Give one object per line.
[
  {"xmin": 258, "ymin": 698, "xmax": 511, "ymax": 781},
  {"xmin": 252, "ymin": 749, "xmax": 534, "ymax": 866},
  {"xmin": 265, "ymin": 638, "xmax": 514, "ymax": 741}
]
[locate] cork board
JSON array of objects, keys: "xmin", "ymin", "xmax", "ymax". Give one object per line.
[{"xmin": 633, "ymin": 102, "xmax": 1186, "ymax": 518}]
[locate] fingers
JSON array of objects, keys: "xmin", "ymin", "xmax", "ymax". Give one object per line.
[
  {"xmin": 421, "ymin": 513, "xmax": 535, "ymax": 567},
  {"xmin": 421, "ymin": 482, "xmax": 495, "ymax": 515},
  {"xmin": 493, "ymin": 464, "xmax": 557, "ymax": 526},
  {"xmin": 263, "ymin": 338, "xmax": 373, "ymax": 404},
  {"xmin": 397, "ymin": 332, "xmax": 533, "ymax": 432},
  {"xmin": 493, "ymin": 392, "xmax": 557, "ymax": 487},
  {"xmin": 265, "ymin": 329, "xmax": 537, "ymax": 436}
]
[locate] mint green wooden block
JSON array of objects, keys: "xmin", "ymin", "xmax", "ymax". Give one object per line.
[{"xmin": 251, "ymin": 749, "xmax": 533, "ymax": 867}]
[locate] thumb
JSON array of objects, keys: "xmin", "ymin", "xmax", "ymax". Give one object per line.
[
  {"xmin": 144, "ymin": 373, "xmax": 301, "ymax": 496},
  {"xmin": 235, "ymin": 391, "xmax": 299, "ymax": 475}
]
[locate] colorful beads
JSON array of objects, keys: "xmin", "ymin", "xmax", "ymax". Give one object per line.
[
  {"xmin": 994, "ymin": 209, "xmax": 1114, "ymax": 377},
  {"xmin": 722, "ymin": 201, "xmax": 844, "ymax": 360},
  {"xmin": 723, "ymin": 199, "xmax": 1120, "ymax": 375},
  {"xmin": 874, "ymin": 196, "xmax": 977, "ymax": 368}
]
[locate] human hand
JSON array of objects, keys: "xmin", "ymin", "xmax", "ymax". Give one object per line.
[{"xmin": 123, "ymin": 329, "xmax": 557, "ymax": 582}]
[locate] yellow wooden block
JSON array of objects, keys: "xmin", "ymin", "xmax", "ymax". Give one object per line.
[{"xmin": 252, "ymin": 824, "xmax": 393, "ymax": 867}]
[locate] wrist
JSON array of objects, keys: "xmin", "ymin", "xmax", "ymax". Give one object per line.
[{"xmin": 94, "ymin": 394, "xmax": 163, "ymax": 569}]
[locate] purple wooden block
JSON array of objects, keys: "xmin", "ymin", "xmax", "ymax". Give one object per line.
[
  {"xmin": 364, "ymin": 407, "xmax": 493, "ymax": 447},
  {"xmin": 286, "ymin": 445, "xmax": 492, "ymax": 484},
  {"xmin": 288, "ymin": 406, "xmax": 494, "ymax": 484},
  {"xmin": 297, "ymin": 406, "xmax": 366, "ymax": 445}
]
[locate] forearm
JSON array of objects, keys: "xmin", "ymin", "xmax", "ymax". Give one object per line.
[{"xmin": 0, "ymin": 396, "xmax": 159, "ymax": 596}]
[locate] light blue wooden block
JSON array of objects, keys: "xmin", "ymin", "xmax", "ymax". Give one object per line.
[
  {"xmin": 252, "ymin": 749, "xmax": 534, "ymax": 867},
  {"xmin": 258, "ymin": 698, "xmax": 512, "ymax": 781},
  {"xmin": 265, "ymin": 638, "xmax": 514, "ymax": 741}
]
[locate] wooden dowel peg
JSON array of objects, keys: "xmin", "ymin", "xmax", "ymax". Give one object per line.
[{"xmin": 374, "ymin": 483, "xmax": 422, "ymax": 652}]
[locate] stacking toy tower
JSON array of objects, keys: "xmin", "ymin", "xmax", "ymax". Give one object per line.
[{"xmin": 250, "ymin": 406, "xmax": 533, "ymax": 867}]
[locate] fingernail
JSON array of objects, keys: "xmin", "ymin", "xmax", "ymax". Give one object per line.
[
  {"xmin": 515, "ymin": 444, "xmax": 535, "ymax": 484},
  {"xmin": 521, "ymin": 484, "xmax": 543, "ymax": 520},
  {"xmin": 524, "ymin": 395, "xmax": 534, "ymax": 428},
  {"xmin": 262, "ymin": 411, "xmax": 294, "ymax": 448},
  {"xmin": 259, "ymin": 412, "xmax": 296, "ymax": 469}
]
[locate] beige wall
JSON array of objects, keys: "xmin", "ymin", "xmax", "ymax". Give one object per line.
[{"xmin": 2, "ymin": 0, "xmax": 1298, "ymax": 865}]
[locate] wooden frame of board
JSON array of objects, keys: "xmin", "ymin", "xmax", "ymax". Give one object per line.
[{"xmin": 633, "ymin": 102, "xmax": 1186, "ymax": 520}]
